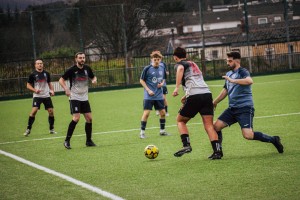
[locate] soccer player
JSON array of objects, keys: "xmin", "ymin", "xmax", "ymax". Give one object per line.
[
  {"xmin": 139, "ymin": 50, "xmax": 170, "ymax": 139},
  {"xmin": 172, "ymin": 47, "xmax": 222, "ymax": 159},
  {"xmin": 24, "ymin": 59, "xmax": 57, "ymax": 136},
  {"xmin": 59, "ymin": 52, "xmax": 97, "ymax": 149},
  {"xmin": 213, "ymin": 51, "xmax": 284, "ymax": 158}
]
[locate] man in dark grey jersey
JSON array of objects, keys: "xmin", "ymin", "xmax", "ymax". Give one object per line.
[
  {"xmin": 59, "ymin": 52, "xmax": 97, "ymax": 149},
  {"xmin": 24, "ymin": 59, "xmax": 57, "ymax": 136}
]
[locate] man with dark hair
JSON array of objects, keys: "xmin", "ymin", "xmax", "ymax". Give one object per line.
[
  {"xmin": 172, "ymin": 47, "xmax": 222, "ymax": 159},
  {"xmin": 212, "ymin": 51, "xmax": 284, "ymax": 158},
  {"xmin": 139, "ymin": 50, "xmax": 170, "ymax": 139},
  {"xmin": 24, "ymin": 59, "xmax": 57, "ymax": 136},
  {"xmin": 59, "ymin": 52, "xmax": 97, "ymax": 149}
]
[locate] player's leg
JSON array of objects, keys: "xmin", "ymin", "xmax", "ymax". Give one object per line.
[
  {"xmin": 238, "ymin": 107, "xmax": 284, "ymax": 153},
  {"xmin": 156, "ymin": 100, "xmax": 169, "ymax": 136},
  {"xmin": 140, "ymin": 100, "xmax": 153, "ymax": 139},
  {"xmin": 44, "ymin": 97, "xmax": 56, "ymax": 134},
  {"xmin": 202, "ymin": 115, "xmax": 222, "ymax": 159},
  {"xmin": 174, "ymin": 114, "xmax": 192, "ymax": 157},
  {"xmin": 24, "ymin": 97, "xmax": 40, "ymax": 136},
  {"xmin": 64, "ymin": 100, "xmax": 81, "ymax": 149}
]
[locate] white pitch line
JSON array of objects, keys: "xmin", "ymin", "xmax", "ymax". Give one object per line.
[
  {"xmin": 0, "ymin": 112, "xmax": 299, "ymax": 145},
  {"xmin": 0, "ymin": 150, "xmax": 125, "ymax": 200}
]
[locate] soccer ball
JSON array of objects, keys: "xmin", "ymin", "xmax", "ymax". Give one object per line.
[{"xmin": 144, "ymin": 144, "xmax": 159, "ymax": 159}]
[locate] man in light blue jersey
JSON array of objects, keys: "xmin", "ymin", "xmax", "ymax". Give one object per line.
[
  {"xmin": 213, "ymin": 51, "xmax": 284, "ymax": 158},
  {"xmin": 139, "ymin": 50, "xmax": 170, "ymax": 139}
]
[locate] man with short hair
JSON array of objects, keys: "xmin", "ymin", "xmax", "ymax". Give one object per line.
[
  {"xmin": 24, "ymin": 59, "xmax": 57, "ymax": 136},
  {"xmin": 59, "ymin": 52, "xmax": 97, "ymax": 149},
  {"xmin": 139, "ymin": 50, "xmax": 169, "ymax": 139},
  {"xmin": 213, "ymin": 51, "xmax": 284, "ymax": 158},
  {"xmin": 172, "ymin": 47, "xmax": 222, "ymax": 159}
]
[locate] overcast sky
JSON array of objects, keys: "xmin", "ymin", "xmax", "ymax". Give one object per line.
[{"xmin": 0, "ymin": 0, "xmax": 65, "ymax": 10}]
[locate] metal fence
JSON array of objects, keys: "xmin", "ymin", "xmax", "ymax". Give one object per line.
[{"xmin": 1, "ymin": 52, "xmax": 299, "ymax": 99}]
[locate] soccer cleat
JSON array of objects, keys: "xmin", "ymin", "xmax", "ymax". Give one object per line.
[
  {"xmin": 49, "ymin": 129, "xmax": 57, "ymax": 134},
  {"xmin": 159, "ymin": 130, "xmax": 171, "ymax": 136},
  {"xmin": 24, "ymin": 129, "xmax": 31, "ymax": 137},
  {"xmin": 208, "ymin": 150, "xmax": 223, "ymax": 159},
  {"xmin": 273, "ymin": 136, "xmax": 284, "ymax": 153},
  {"xmin": 174, "ymin": 146, "xmax": 192, "ymax": 157},
  {"xmin": 155, "ymin": 110, "xmax": 159, "ymax": 116},
  {"xmin": 64, "ymin": 140, "xmax": 71, "ymax": 149},
  {"xmin": 208, "ymin": 152, "xmax": 223, "ymax": 160},
  {"xmin": 140, "ymin": 131, "xmax": 146, "ymax": 139},
  {"xmin": 165, "ymin": 112, "xmax": 169, "ymax": 117},
  {"xmin": 86, "ymin": 140, "xmax": 96, "ymax": 147}
]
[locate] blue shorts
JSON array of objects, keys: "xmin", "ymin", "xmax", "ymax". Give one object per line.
[
  {"xmin": 143, "ymin": 99, "xmax": 165, "ymax": 110},
  {"xmin": 218, "ymin": 106, "xmax": 254, "ymax": 129}
]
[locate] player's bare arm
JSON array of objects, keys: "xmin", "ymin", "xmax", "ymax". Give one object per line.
[
  {"xmin": 222, "ymin": 76, "xmax": 253, "ymax": 85},
  {"xmin": 59, "ymin": 77, "xmax": 70, "ymax": 97},
  {"xmin": 172, "ymin": 65, "xmax": 184, "ymax": 97},
  {"xmin": 26, "ymin": 83, "xmax": 41, "ymax": 94},
  {"xmin": 213, "ymin": 88, "xmax": 228, "ymax": 110}
]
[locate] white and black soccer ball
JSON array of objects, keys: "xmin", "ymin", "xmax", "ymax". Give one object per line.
[{"xmin": 144, "ymin": 144, "xmax": 159, "ymax": 159}]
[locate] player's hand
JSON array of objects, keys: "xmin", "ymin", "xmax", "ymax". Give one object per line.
[
  {"xmin": 35, "ymin": 89, "xmax": 41, "ymax": 94},
  {"xmin": 157, "ymin": 82, "xmax": 163, "ymax": 88},
  {"xmin": 92, "ymin": 79, "xmax": 97, "ymax": 85},
  {"xmin": 65, "ymin": 89, "xmax": 71, "ymax": 97},
  {"xmin": 49, "ymin": 90, "xmax": 55, "ymax": 96},
  {"xmin": 147, "ymin": 90, "xmax": 154, "ymax": 96},
  {"xmin": 172, "ymin": 88, "xmax": 179, "ymax": 97}
]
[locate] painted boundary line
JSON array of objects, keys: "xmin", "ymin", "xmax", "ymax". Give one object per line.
[
  {"xmin": 0, "ymin": 150, "xmax": 125, "ymax": 200},
  {"xmin": 0, "ymin": 112, "xmax": 299, "ymax": 146}
]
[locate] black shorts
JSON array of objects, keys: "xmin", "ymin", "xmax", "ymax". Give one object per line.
[
  {"xmin": 162, "ymin": 86, "xmax": 168, "ymax": 95},
  {"xmin": 143, "ymin": 99, "xmax": 165, "ymax": 110},
  {"xmin": 70, "ymin": 100, "xmax": 91, "ymax": 114},
  {"xmin": 32, "ymin": 97, "xmax": 53, "ymax": 110},
  {"xmin": 179, "ymin": 93, "xmax": 214, "ymax": 118}
]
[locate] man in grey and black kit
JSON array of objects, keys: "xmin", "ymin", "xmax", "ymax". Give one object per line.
[
  {"xmin": 24, "ymin": 59, "xmax": 57, "ymax": 136},
  {"xmin": 59, "ymin": 52, "xmax": 97, "ymax": 149},
  {"xmin": 172, "ymin": 47, "xmax": 222, "ymax": 159},
  {"xmin": 213, "ymin": 51, "xmax": 283, "ymax": 157}
]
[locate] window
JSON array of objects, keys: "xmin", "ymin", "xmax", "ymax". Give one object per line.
[
  {"xmin": 212, "ymin": 50, "xmax": 218, "ymax": 59},
  {"xmin": 258, "ymin": 18, "xmax": 268, "ymax": 24},
  {"xmin": 274, "ymin": 16, "xmax": 281, "ymax": 22},
  {"xmin": 265, "ymin": 47, "xmax": 275, "ymax": 60},
  {"xmin": 187, "ymin": 27, "xmax": 193, "ymax": 33}
]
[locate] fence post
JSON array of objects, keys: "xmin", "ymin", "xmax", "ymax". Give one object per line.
[{"xmin": 30, "ymin": 11, "xmax": 37, "ymax": 61}]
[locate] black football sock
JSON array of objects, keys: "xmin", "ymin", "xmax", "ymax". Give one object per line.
[
  {"xmin": 253, "ymin": 131, "xmax": 275, "ymax": 143},
  {"xmin": 141, "ymin": 121, "xmax": 147, "ymax": 131},
  {"xmin": 27, "ymin": 116, "xmax": 35, "ymax": 130},
  {"xmin": 85, "ymin": 122, "xmax": 92, "ymax": 142},
  {"xmin": 160, "ymin": 118, "xmax": 166, "ymax": 130},
  {"xmin": 65, "ymin": 120, "xmax": 77, "ymax": 141},
  {"xmin": 216, "ymin": 131, "xmax": 223, "ymax": 150},
  {"xmin": 165, "ymin": 106, "xmax": 168, "ymax": 113},
  {"xmin": 48, "ymin": 116, "xmax": 54, "ymax": 130},
  {"xmin": 211, "ymin": 140, "xmax": 221, "ymax": 152},
  {"xmin": 180, "ymin": 134, "xmax": 190, "ymax": 147}
]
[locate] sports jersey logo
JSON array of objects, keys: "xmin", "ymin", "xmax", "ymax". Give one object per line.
[{"xmin": 152, "ymin": 77, "xmax": 158, "ymax": 83}]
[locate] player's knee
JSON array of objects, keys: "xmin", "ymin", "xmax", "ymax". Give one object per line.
[{"xmin": 242, "ymin": 131, "xmax": 253, "ymax": 140}]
